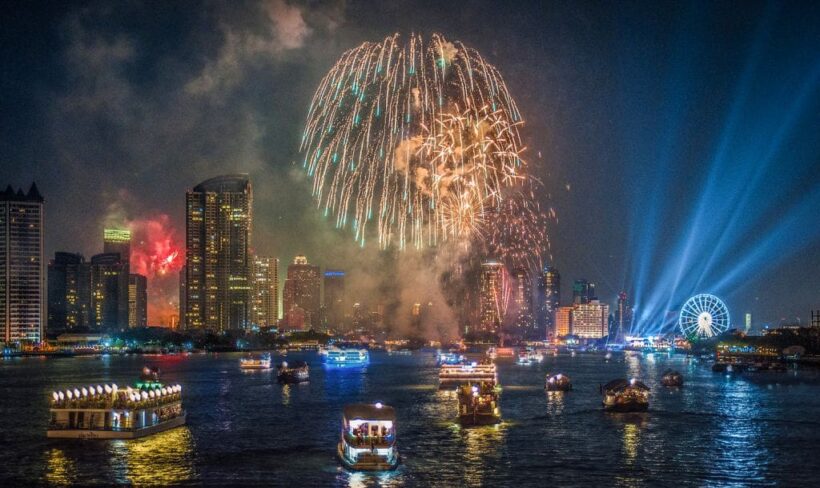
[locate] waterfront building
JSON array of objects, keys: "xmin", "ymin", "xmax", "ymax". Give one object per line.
[
  {"xmin": 178, "ymin": 266, "xmax": 186, "ymax": 329},
  {"xmin": 128, "ymin": 274, "xmax": 147, "ymax": 328},
  {"xmin": 555, "ymin": 306, "xmax": 573, "ymax": 337},
  {"xmin": 537, "ymin": 266, "xmax": 560, "ymax": 338},
  {"xmin": 572, "ymin": 300, "xmax": 609, "ymax": 339},
  {"xmin": 90, "ymin": 253, "xmax": 129, "ymax": 329},
  {"xmin": 251, "ymin": 255, "xmax": 278, "ymax": 328},
  {"xmin": 611, "ymin": 292, "xmax": 633, "ymax": 342},
  {"xmin": 511, "ymin": 267, "xmax": 534, "ymax": 336},
  {"xmin": 323, "ymin": 270, "xmax": 345, "ymax": 330},
  {"xmin": 48, "ymin": 252, "xmax": 93, "ymax": 332},
  {"xmin": 282, "ymin": 255, "xmax": 320, "ymax": 330},
  {"xmin": 184, "ymin": 175, "xmax": 252, "ymax": 331},
  {"xmin": 745, "ymin": 313, "xmax": 752, "ymax": 334},
  {"xmin": 479, "ymin": 260, "xmax": 504, "ymax": 335},
  {"xmin": 572, "ymin": 279, "xmax": 595, "ymax": 305},
  {"xmin": 1, "ymin": 183, "xmax": 44, "ymax": 344},
  {"xmin": 103, "ymin": 228, "xmax": 131, "ymax": 267}
]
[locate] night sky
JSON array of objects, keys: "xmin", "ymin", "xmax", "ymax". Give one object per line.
[{"xmin": 1, "ymin": 0, "xmax": 818, "ymax": 328}]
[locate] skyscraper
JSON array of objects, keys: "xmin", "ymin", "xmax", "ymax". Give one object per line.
[
  {"xmin": 1, "ymin": 184, "xmax": 44, "ymax": 344},
  {"xmin": 572, "ymin": 279, "xmax": 595, "ymax": 305},
  {"xmin": 185, "ymin": 175, "xmax": 252, "ymax": 331},
  {"xmin": 479, "ymin": 260, "xmax": 504, "ymax": 335},
  {"xmin": 611, "ymin": 291, "xmax": 633, "ymax": 342},
  {"xmin": 511, "ymin": 267, "xmax": 534, "ymax": 336},
  {"xmin": 103, "ymin": 229, "xmax": 131, "ymax": 266},
  {"xmin": 282, "ymin": 255, "xmax": 320, "ymax": 330},
  {"xmin": 128, "ymin": 274, "xmax": 147, "ymax": 328},
  {"xmin": 251, "ymin": 255, "xmax": 278, "ymax": 328},
  {"xmin": 90, "ymin": 253, "xmax": 129, "ymax": 329},
  {"xmin": 48, "ymin": 252, "xmax": 92, "ymax": 332},
  {"xmin": 323, "ymin": 270, "xmax": 345, "ymax": 330},
  {"xmin": 555, "ymin": 306, "xmax": 573, "ymax": 337},
  {"xmin": 538, "ymin": 266, "xmax": 560, "ymax": 339},
  {"xmin": 571, "ymin": 300, "xmax": 609, "ymax": 339}
]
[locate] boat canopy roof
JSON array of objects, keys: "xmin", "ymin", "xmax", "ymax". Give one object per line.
[
  {"xmin": 604, "ymin": 379, "xmax": 650, "ymax": 392},
  {"xmin": 343, "ymin": 403, "xmax": 396, "ymax": 422}
]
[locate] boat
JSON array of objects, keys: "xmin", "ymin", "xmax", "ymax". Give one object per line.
[
  {"xmin": 137, "ymin": 366, "xmax": 161, "ymax": 387},
  {"xmin": 602, "ymin": 378, "xmax": 650, "ymax": 412},
  {"xmin": 277, "ymin": 361, "xmax": 309, "ymax": 383},
  {"xmin": 439, "ymin": 362, "xmax": 497, "ymax": 388},
  {"xmin": 516, "ymin": 351, "xmax": 533, "ymax": 366},
  {"xmin": 324, "ymin": 347, "xmax": 369, "ymax": 367},
  {"xmin": 437, "ymin": 351, "xmax": 465, "ymax": 365},
  {"xmin": 337, "ymin": 403, "xmax": 399, "ymax": 471},
  {"xmin": 661, "ymin": 369, "xmax": 684, "ymax": 387},
  {"xmin": 457, "ymin": 382, "xmax": 501, "ymax": 426},
  {"xmin": 545, "ymin": 373, "xmax": 572, "ymax": 392},
  {"xmin": 240, "ymin": 352, "xmax": 272, "ymax": 370},
  {"xmin": 47, "ymin": 375, "xmax": 185, "ymax": 439}
]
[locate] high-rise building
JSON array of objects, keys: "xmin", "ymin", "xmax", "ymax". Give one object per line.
[
  {"xmin": 511, "ymin": 267, "xmax": 534, "ymax": 335},
  {"xmin": 128, "ymin": 274, "xmax": 147, "ymax": 328},
  {"xmin": 538, "ymin": 266, "xmax": 560, "ymax": 338},
  {"xmin": 555, "ymin": 306, "xmax": 573, "ymax": 337},
  {"xmin": 103, "ymin": 229, "xmax": 131, "ymax": 266},
  {"xmin": 90, "ymin": 253, "xmax": 129, "ymax": 329},
  {"xmin": 611, "ymin": 292, "xmax": 633, "ymax": 342},
  {"xmin": 323, "ymin": 270, "xmax": 345, "ymax": 330},
  {"xmin": 1, "ymin": 184, "xmax": 44, "ymax": 344},
  {"xmin": 178, "ymin": 266, "xmax": 186, "ymax": 329},
  {"xmin": 744, "ymin": 313, "xmax": 752, "ymax": 334},
  {"xmin": 572, "ymin": 300, "xmax": 609, "ymax": 339},
  {"xmin": 479, "ymin": 260, "xmax": 504, "ymax": 335},
  {"xmin": 251, "ymin": 255, "xmax": 278, "ymax": 328},
  {"xmin": 184, "ymin": 175, "xmax": 252, "ymax": 331},
  {"xmin": 572, "ymin": 279, "xmax": 595, "ymax": 305},
  {"xmin": 48, "ymin": 252, "xmax": 92, "ymax": 332},
  {"xmin": 282, "ymin": 255, "xmax": 320, "ymax": 329}
]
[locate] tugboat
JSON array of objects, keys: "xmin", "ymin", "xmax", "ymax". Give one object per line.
[
  {"xmin": 338, "ymin": 403, "xmax": 399, "ymax": 471},
  {"xmin": 240, "ymin": 352, "xmax": 272, "ymax": 370},
  {"xmin": 661, "ymin": 369, "xmax": 684, "ymax": 387},
  {"xmin": 277, "ymin": 361, "xmax": 309, "ymax": 383},
  {"xmin": 324, "ymin": 347, "xmax": 369, "ymax": 367},
  {"xmin": 601, "ymin": 378, "xmax": 650, "ymax": 412},
  {"xmin": 47, "ymin": 370, "xmax": 185, "ymax": 439},
  {"xmin": 457, "ymin": 382, "xmax": 501, "ymax": 426},
  {"xmin": 545, "ymin": 373, "xmax": 572, "ymax": 392}
]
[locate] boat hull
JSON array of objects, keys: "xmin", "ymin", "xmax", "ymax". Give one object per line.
[
  {"xmin": 278, "ymin": 372, "xmax": 309, "ymax": 383},
  {"xmin": 458, "ymin": 413, "xmax": 501, "ymax": 426},
  {"xmin": 603, "ymin": 401, "xmax": 649, "ymax": 413},
  {"xmin": 337, "ymin": 443, "xmax": 398, "ymax": 471},
  {"xmin": 47, "ymin": 413, "xmax": 186, "ymax": 439}
]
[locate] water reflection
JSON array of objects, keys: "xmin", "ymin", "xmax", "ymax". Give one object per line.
[
  {"xmin": 109, "ymin": 427, "xmax": 196, "ymax": 485},
  {"xmin": 454, "ymin": 422, "xmax": 508, "ymax": 486},
  {"xmin": 545, "ymin": 391, "xmax": 566, "ymax": 416},
  {"xmin": 342, "ymin": 470, "xmax": 403, "ymax": 488},
  {"xmin": 282, "ymin": 384, "xmax": 291, "ymax": 405},
  {"xmin": 45, "ymin": 448, "xmax": 77, "ymax": 486}
]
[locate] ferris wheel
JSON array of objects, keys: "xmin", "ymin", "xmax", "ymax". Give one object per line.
[{"xmin": 679, "ymin": 294, "xmax": 730, "ymax": 339}]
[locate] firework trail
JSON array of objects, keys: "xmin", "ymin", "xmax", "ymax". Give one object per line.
[{"xmin": 301, "ymin": 33, "xmax": 526, "ymax": 251}]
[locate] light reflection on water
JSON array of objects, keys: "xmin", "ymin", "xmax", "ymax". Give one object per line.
[
  {"xmin": 45, "ymin": 448, "xmax": 77, "ymax": 486},
  {"xmin": 109, "ymin": 427, "xmax": 196, "ymax": 486}
]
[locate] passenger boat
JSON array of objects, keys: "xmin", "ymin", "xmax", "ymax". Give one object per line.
[
  {"xmin": 545, "ymin": 373, "xmax": 572, "ymax": 392},
  {"xmin": 337, "ymin": 403, "xmax": 399, "ymax": 471},
  {"xmin": 324, "ymin": 347, "xmax": 369, "ymax": 367},
  {"xmin": 457, "ymin": 382, "xmax": 501, "ymax": 426},
  {"xmin": 47, "ymin": 375, "xmax": 185, "ymax": 439},
  {"xmin": 240, "ymin": 352, "xmax": 272, "ymax": 370},
  {"xmin": 661, "ymin": 369, "xmax": 684, "ymax": 387},
  {"xmin": 601, "ymin": 378, "xmax": 650, "ymax": 412},
  {"xmin": 439, "ymin": 362, "xmax": 497, "ymax": 388},
  {"xmin": 437, "ymin": 351, "xmax": 465, "ymax": 365},
  {"xmin": 516, "ymin": 351, "xmax": 533, "ymax": 365},
  {"xmin": 517, "ymin": 348, "xmax": 544, "ymax": 365},
  {"xmin": 277, "ymin": 361, "xmax": 309, "ymax": 383}
]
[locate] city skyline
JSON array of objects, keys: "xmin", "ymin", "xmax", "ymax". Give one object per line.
[{"xmin": 1, "ymin": 1, "xmax": 818, "ymax": 327}]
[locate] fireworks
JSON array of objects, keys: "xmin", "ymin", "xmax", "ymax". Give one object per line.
[{"xmin": 302, "ymin": 33, "xmax": 526, "ymax": 250}]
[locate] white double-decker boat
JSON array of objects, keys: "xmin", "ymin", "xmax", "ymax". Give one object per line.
[
  {"xmin": 439, "ymin": 361, "xmax": 497, "ymax": 388},
  {"xmin": 338, "ymin": 403, "xmax": 399, "ymax": 471}
]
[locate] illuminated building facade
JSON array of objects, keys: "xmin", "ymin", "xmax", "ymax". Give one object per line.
[
  {"xmin": 48, "ymin": 252, "xmax": 92, "ymax": 332},
  {"xmin": 185, "ymin": 175, "xmax": 252, "ymax": 331},
  {"xmin": 282, "ymin": 255, "xmax": 320, "ymax": 330},
  {"xmin": 251, "ymin": 255, "xmax": 278, "ymax": 328},
  {"xmin": 611, "ymin": 292, "xmax": 633, "ymax": 342},
  {"xmin": 479, "ymin": 260, "xmax": 504, "ymax": 335},
  {"xmin": 511, "ymin": 267, "xmax": 534, "ymax": 336},
  {"xmin": 572, "ymin": 279, "xmax": 596, "ymax": 305},
  {"xmin": 745, "ymin": 313, "xmax": 752, "ymax": 334},
  {"xmin": 555, "ymin": 306, "xmax": 573, "ymax": 337},
  {"xmin": 128, "ymin": 274, "xmax": 147, "ymax": 328},
  {"xmin": 0, "ymin": 184, "xmax": 44, "ymax": 344},
  {"xmin": 323, "ymin": 270, "xmax": 345, "ymax": 330},
  {"xmin": 90, "ymin": 253, "xmax": 129, "ymax": 329},
  {"xmin": 103, "ymin": 229, "xmax": 131, "ymax": 267},
  {"xmin": 538, "ymin": 266, "xmax": 560, "ymax": 338},
  {"xmin": 571, "ymin": 300, "xmax": 609, "ymax": 339}
]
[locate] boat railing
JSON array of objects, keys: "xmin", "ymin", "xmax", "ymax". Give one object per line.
[{"xmin": 344, "ymin": 432, "xmax": 395, "ymax": 448}]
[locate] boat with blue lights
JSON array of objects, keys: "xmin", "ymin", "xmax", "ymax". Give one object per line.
[
  {"xmin": 47, "ymin": 369, "xmax": 185, "ymax": 439},
  {"xmin": 240, "ymin": 352, "xmax": 272, "ymax": 370},
  {"xmin": 323, "ymin": 347, "xmax": 369, "ymax": 367},
  {"xmin": 437, "ymin": 351, "xmax": 465, "ymax": 365},
  {"xmin": 338, "ymin": 403, "xmax": 399, "ymax": 471}
]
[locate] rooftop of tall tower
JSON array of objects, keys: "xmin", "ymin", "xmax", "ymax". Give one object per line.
[
  {"xmin": 0, "ymin": 182, "xmax": 44, "ymax": 203},
  {"xmin": 192, "ymin": 174, "xmax": 251, "ymax": 193},
  {"xmin": 293, "ymin": 255, "xmax": 308, "ymax": 265}
]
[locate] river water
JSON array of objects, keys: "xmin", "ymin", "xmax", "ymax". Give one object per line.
[{"xmin": 2, "ymin": 351, "xmax": 819, "ymax": 486}]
